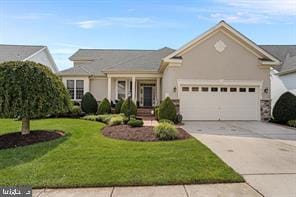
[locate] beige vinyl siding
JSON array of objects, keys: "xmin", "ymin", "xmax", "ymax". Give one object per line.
[{"xmin": 90, "ymin": 78, "xmax": 108, "ymax": 101}]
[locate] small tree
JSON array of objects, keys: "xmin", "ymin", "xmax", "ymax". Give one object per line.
[
  {"xmin": 159, "ymin": 97, "xmax": 176, "ymax": 122},
  {"xmin": 273, "ymin": 92, "xmax": 296, "ymax": 123},
  {"xmin": 81, "ymin": 92, "xmax": 98, "ymax": 114},
  {"xmin": 97, "ymin": 98, "xmax": 111, "ymax": 114},
  {"xmin": 0, "ymin": 61, "xmax": 72, "ymax": 135},
  {"xmin": 120, "ymin": 98, "xmax": 137, "ymax": 116}
]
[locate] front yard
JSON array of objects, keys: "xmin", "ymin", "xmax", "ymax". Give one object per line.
[{"xmin": 0, "ymin": 118, "xmax": 243, "ymax": 188}]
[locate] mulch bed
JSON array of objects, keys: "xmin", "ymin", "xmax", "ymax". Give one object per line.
[
  {"xmin": 0, "ymin": 130, "xmax": 64, "ymax": 149},
  {"xmin": 102, "ymin": 125, "xmax": 191, "ymax": 142}
]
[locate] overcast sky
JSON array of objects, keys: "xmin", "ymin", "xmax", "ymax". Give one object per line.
[{"xmin": 0, "ymin": 0, "xmax": 295, "ymax": 70}]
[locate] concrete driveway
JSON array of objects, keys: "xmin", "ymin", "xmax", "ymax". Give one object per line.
[{"xmin": 183, "ymin": 121, "xmax": 296, "ymax": 197}]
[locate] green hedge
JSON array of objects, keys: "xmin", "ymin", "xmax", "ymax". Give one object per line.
[
  {"xmin": 115, "ymin": 99, "xmax": 124, "ymax": 114},
  {"xmin": 120, "ymin": 98, "xmax": 137, "ymax": 116},
  {"xmin": 154, "ymin": 122, "xmax": 178, "ymax": 140},
  {"xmin": 273, "ymin": 92, "xmax": 296, "ymax": 123},
  {"xmin": 81, "ymin": 92, "xmax": 98, "ymax": 114},
  {"xmin": 97, "ymin": 98, "xmax": 111, "ymax": 114},
  {"xmin": 158, "ymin": 97, "xmax": 176, "ymax": 122}
]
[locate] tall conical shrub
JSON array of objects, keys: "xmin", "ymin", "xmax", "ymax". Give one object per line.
[{"xmin": 81, "ymin": 92, "xmax": 98, "ymax": 114}]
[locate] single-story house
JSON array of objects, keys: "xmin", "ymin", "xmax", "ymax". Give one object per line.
[
  {"xmin": 260, "ymin": 45, "xmax": 296, "ymax": 109},
  {"xmin": 0, "ymin": 44, "xmax": 58, "ymax": 73},
  {"xmin": 58, "ymin": 21, "xmax": 282, "ymax": 121}
]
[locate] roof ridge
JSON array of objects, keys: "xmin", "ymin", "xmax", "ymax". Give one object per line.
[
  {"xmin": 0, "ymin": 44, "xmax": 45, "ymax": 47},
  {"xmin": 76, "ymin": 48, "xmax": 156, "ymax": 51}
]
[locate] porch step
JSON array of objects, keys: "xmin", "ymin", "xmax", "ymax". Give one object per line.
[{"xmin": 137, "ymin": 108, "xmax": 154, "ymax": 116}]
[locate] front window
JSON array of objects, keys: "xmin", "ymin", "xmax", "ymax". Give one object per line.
[
  {"xmin": 66, "ymin": 79, "xmax": 84, "ymax": 100},
  {"xmin": 76, "ymin": 80, "xmax": 84, "ymax": 99},
  {"xmin": 117, "ymin": 80, "xmax": 126, "ymax": 99},
  {"xmin": 67, "ymin": 80, "xmax": 75, "ymax": 99}
]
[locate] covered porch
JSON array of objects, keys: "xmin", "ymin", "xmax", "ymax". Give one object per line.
[{"xmin": 107, "ymin": 73, "xmax": 162, "ymax": 107}]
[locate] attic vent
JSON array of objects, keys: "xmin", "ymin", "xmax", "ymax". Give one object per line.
[{"xmin": 214, "ymin": 40, "xmax": 226, "ymax": 53}]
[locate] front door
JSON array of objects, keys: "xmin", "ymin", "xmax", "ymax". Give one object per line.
[{"xmin": 143, "ymin": 87, "xmax": 152, "ymax": 107}]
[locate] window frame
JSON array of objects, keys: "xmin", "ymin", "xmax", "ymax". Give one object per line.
[
  {"xmin": 66, "ymin": 79, "xmax": 84, "ymax": 100},
  {"xmin": 182, "ymin": 87, "xmax": 190, "ymax": 92}
]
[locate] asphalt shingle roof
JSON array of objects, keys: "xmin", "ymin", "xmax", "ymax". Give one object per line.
[
  {"xmin": 260, "ymin": 45, "xmax": 296, "ymax": 73},
  {"xmin": 0, "ymin": 44, "xmax": 45, "ymax": 63},
  {"xmin": 58, "ymin": 47, "xmax": 175, "ymax": 76}
]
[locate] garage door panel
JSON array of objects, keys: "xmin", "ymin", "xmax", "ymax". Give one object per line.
[{"xmin": 180, "ymin": 86, "xmax": 260, "ymax": 120}]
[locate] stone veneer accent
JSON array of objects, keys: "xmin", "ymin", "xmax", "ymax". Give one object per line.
[{"xmin": 260, "ymin": 99, "xmax": 271, "ymax": 121}]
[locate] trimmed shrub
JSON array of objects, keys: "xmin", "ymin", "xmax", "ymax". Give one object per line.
[
  {"xmin": 71, "ymin": 106, "xmax": 81, "ymax": 116},
  {"xmin": 97, "ymin": 98, "xmax": 111, "ymax": 114},
  {"xmin": 96, "ymin": 114, "xmax": 113, "ymax": 123},
  {"xmin": 158, "ymin": 97, "xmax": 176, "ymax": 122},
  {"xmin": 273, "ymin": 92, "xmax": 296, "ymax": 123},
  {"xmin": 72, "ymin": 101, "xmax": 80, "ymax": 106},
  {"xmin": 115, "ymin": 99, "xmax": 124, "ymax": 114},
  {"xmin": 81, "ymin": 92, "xmax": 98, "ymax": 114},
  {"xmin": 127, "ymin": 118, "xmax": 144, "ymax": 127},
  {"xmin": 159, "ymin": 119, "xmax": 174, "ymax": 125},
  {"xmin": 174, "ymin": 114, "xmax": 183, "ymax": 124},
  {"xmin": 287, "ymin": 120, "xmax": 296, "ymax": 128},
  {"xmin": 81, "ymin": 115, "xmax": 99, "ymax": 121},
  {"xmin": 154, "ymin": 122, "xmax": 178, "ymax": 140},
  {"xmin": 109, "ymin": 116, "xmax": 123, "ymax": 126},
  {"xmin": 154, "ymin": 107, "xmax": 159, "ymax": 120},
  {"xmin": 120, "ymin": 98, "xmax": 137, "ymax": 116}
]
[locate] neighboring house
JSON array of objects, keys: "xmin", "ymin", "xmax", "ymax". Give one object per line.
[
  {"xmin": 0, "ymin": 44, "xmax": 58, "ymax": 73},
  {"xmin": 58, "ymin": 21, "xmax": 281, "ymax": 121},
  {"xmin": 260, "ymin": 45, "xmax": 296, "ymax": 109}
]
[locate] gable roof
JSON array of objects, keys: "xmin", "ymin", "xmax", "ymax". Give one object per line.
[
  {"xmin": 58, "ymin": 47, "xmax": 175, "ymax": 76},
  {"xmin": 0, "ymin": 44, "xmax": 45, "ymax": 62},
  {"xmin": 260, "ymin": 45, "xmax": 296, "ymax": 75},
  {"xmin": 160, "ymin": 20, "xmax": 280, "ymax": 71}
]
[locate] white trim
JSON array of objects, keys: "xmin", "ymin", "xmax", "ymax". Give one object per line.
[
  {"xmin": 107, "ymin": 73, "xmax": 162, "ymax": 78},
  {"xmin": 161, "ymin": 21, "xmax": 280, "ymax": 71},
  {"xmin": 23, "ymin": 46, "xmax": 46, "ymax": 61}
]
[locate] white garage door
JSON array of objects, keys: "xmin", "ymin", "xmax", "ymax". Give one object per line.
[{"xmin": 180, "ymin": 86, "xmax": 260, "ymax": 120}]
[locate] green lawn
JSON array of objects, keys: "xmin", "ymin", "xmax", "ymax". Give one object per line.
[{"xmin": 0, "ymin": 118, "xmax": 243, "ymax": 188}]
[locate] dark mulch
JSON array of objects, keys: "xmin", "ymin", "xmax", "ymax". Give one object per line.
[
  {"xmin": 0, "ymin": 130, "xmax": 64, "ymax": 149},
  {"xmin": 102, "ymin": 125, "xmax": 191, "ymax": 142}
]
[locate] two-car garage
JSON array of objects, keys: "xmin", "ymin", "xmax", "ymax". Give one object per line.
[{"xmin": 179, "ymin": 80, "xmax": 261, "ymax": 121}]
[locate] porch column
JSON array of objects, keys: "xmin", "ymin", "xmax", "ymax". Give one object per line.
[
  {"xmin": 107, "ymin": 77, "xmax": 111, "ymax": 101},
  {"xmin": 132, "ymin": 76, "xmax": 136, "ymax": 102},
  {"xmin": 156, "ymin": 77, "xmax": 160, "ymax": 105}
]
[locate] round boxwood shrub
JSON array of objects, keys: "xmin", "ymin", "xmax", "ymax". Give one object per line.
[
  {"xmin": 154, "ymin": 122, "xmax": 178, "ymax": 140},
  {"xmin": 127, "ymin": 118, "xmax": 144, "ymax": 127},
  {"xmin": 81, "ymin": 92, "xmax": 98, "ymax": 114},
  {"xmin": 158, "ymin": 97, "xmax": 176, "ymax": 122},
  {"xmin": 115, "ymin": 99, "xmax": 124, "ymax": 114},
  {"xmin": 273, "ymin": 92, "xmax": 296, "ymax": 123},
  {"xmin": 120, "ymin": 98, "xmax": 137, "ymax": 116},
  {"xmin": 97, "ymin": 98, "xmax": 111, "ymax": 114},
  {"xmin": 287, "ymin": 120, "xmax": 296, "ymax": 128}
]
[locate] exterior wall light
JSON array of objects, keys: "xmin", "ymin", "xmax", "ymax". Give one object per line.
[{"xmin": 264, "ymin": 88, "xmax": 269, "ymax": 93}]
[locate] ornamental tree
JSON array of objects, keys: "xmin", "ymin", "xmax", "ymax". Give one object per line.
[{"xmin": 0, "ymin": 61, "xmax": 72, "ymax": 135}]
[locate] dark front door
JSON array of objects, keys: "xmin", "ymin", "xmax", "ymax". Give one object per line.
[{"xmin": 143, "ymin": 87, "xmax": 152, "ymax": 107}]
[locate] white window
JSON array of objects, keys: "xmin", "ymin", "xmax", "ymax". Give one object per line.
[
  {"xmin": 182, "ymin": 87, "xmax": 189, "ymax": 92},
  {"xmin": 66, "ymin": 80, "xmax": 84, "ymax": 100},
  {"xmin": 192, "ymin": 87, "xmax": 199, "ymax": 92},
  {"xmin": 67, "ymin": 80, "xmax": 75, "ymax": 99},
  {"xmin": 117, "ymin": 80, "xmax": 126, "ymax": 99}
]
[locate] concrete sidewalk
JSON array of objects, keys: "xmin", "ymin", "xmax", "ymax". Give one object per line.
[{"xmin": 33, "ymin": 183, "xmax": 261, "ymax": 197}]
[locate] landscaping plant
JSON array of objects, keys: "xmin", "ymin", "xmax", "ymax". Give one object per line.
[
  {"xmin": 154, "ymin": 122, "xmax": 178, "ymax": 140},
  {"xmin": 127, "ymin": 118, "xmax": 144, "ymax": 127},
  {"xmin": 158, "ymin": 97, "xmax": 176, "ymax": 122},
  {"xmin": 174, "ymin": 114, "xmax": 183, "ymax": 124},
  {"xmin": 81, "ymin": 92, "xmax": 98, "ymax": 114},
  {"xmin": 159, "ymin": 119, "xmax": 174, "ymax": 125},
  {"xmin": 97, "ymin": 98, "xmax": 111, "ymax": 114},
  {"xmin": 273, "ymin": 92, "xmax": 296, "ymax": 123},
  {"xmin": 0, "ymin": 61, "xmax": 71, "ymax": 135},
  {"xmin": 120, "ymin": 98, "xmax": 137, "ymax": 116},
  {"xmin": 115, "ymin": 98, "xmax": 124, "ymax": 114},
  {"xmin": 287, "ymin": 120, "xmax": 296, "ymax": 128}
]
